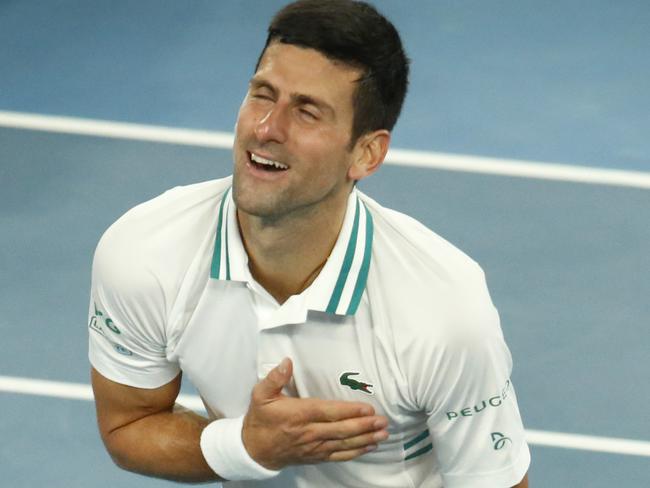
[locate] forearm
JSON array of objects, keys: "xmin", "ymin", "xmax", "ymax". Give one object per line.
[
  {"xmin": 512, "ymin": 473, "xmax": 529, "ymax": 487},
  {"xmin": 102, "ymin": 404, "xmax": 222, "ymax": 483}
]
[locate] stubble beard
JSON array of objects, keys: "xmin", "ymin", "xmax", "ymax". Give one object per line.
[
  {"xmin": 231, "ymin": 149, "xmax": 300, "ymax": 224},
  {"xmin": 233, "ymin": 165, "xmax": 347, "ymax": 228},
  {"xmin": 232, "ymin": 178, "xmax": 291, "ymax": 222},
  {"xmin": 231, "ymin": 138, "xmax": 353, "ymax": 226},
  {"xmin": 232, "ymin": 173, "xmax": 330, "ymax": 226}
]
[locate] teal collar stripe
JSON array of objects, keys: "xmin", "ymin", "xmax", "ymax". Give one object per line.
[
  {"xmin": 326, "ymin": 199, "xmax": 373, "ymax": 316},
  {"xmin": 210, "ymin": 189, "xmax": 373, "ymax": 314},
  {"xmin": 326, "ymin": 199, "xmax": 360, "ymax": 314},
  {"xmin": 210, "ymin": 188, "xmax": 231, "ymax": 280},
  {"xmin": 224, "ymin": 207, "xmax": 231, "ymax": 280},
  {"xmin": 346, "ymin": 202, "xmax": 373, "ymax": 315}
]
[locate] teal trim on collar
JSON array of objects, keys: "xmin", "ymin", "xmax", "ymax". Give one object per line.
[
  {"xmin": 210, "ymin": 188, "xmax": 231, "ymax": 280},
  {"xmin": 325, "ymin": 198, "xmax": 374, "ymax": 316},
  {"xmin": 326, "ymin": 198, "xmax": 360, "ymax": 314},
  {"xmin": 224, "ymin": 208, "xmax": 231, "ymax": 281},
  {"xmin": 210, "ymin": 189, "xmax": 374, "ymax": 315},
  {"xmin": 346, "ymin": 203, "xmax": 373, "ymax": 315}
]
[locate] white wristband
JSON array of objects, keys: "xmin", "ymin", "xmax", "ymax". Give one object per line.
[{"xmin": 200, "ymin": 415, "xmax": 281, "ymax": 481}]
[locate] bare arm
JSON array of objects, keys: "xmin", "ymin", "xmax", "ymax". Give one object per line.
[
  {"xmin": 513, "ymin": 473, "xmax": 529, "ymax": 487},
  {"xmin": 92, "ymin": 359, "xmax": 388, "ymax": 481},
  {"xmin": 91, "ymin": 368, "xmax": 220, "ymax": 482}
]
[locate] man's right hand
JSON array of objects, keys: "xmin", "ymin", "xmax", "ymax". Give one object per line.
[{"xmin": 242, "ymin": 358, "xmax": 389, "ymax": 470}]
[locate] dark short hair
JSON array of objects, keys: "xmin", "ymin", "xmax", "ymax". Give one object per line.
[{"xmin": 256, "ymin": 0, "xmax": 410, "ymax": 145}]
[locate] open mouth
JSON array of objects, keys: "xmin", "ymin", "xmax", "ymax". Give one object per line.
[{"xmin": 249, "ymin": 152, "xmax": 289, "ymax": 172}]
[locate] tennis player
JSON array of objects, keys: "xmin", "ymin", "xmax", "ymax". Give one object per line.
[{"xmin": 89, "ymin": 1, "xmax": 530, "ymax": 486}]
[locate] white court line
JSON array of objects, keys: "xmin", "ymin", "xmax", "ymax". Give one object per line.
[
  {"xmin": 525, "ymin": 429, "xmax": 650, "ymax": 458},
  {"xmin": 1, "ymin": 110, "xmax": 649, "ymax": 189},
  {"xmin": 0, "ymin": 375, "xmax": 205, "ymax": 412},
  {"xmin": 2, "ymin": 375, "xmax": 650, "ymax": 458},
  {"xmin": 0, "ymin": 110, "xmax": 235, "ymax": 148}
]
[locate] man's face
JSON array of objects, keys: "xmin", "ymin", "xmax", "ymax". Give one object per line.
[{"xmin": 232, "ymin": 41, "xmax": 362, "ymax": 221}]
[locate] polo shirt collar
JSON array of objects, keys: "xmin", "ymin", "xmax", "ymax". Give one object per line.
[{"xmin": 210, "ymin": 187, "xmax": 373, "ymax": 316}]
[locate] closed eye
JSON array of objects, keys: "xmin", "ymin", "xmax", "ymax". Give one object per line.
[
  {"xmin": 299, "ymin": 108, "xmax": 318, "ymax": 120},
  {"xmin": 251, "ymin": 92, "xmax": 273, "ymax": 101}
]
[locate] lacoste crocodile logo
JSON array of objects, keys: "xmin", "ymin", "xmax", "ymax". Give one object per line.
[{"xmin": 339, "ymin": 372, "xmax": 373, "ymax": 395}]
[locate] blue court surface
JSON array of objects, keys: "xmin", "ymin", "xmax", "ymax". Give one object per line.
[{"xmin": 1, "ymin": 2, "xmax": 649, "ymax": 487}]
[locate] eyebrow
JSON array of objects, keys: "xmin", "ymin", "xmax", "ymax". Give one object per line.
[{"xmin": 249, "ymin": 77, "xmax": 336, "ymax": 118}]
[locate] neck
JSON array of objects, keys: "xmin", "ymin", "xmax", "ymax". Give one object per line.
[{"xmin": 237, "ymin": 193, "xmax": 351, "ymax": 304}]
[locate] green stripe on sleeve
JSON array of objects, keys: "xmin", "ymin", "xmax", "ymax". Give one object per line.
[
  {"xmin": 404, "ymin": 443, "xmax": 433, "ymax": 461},
  {"xmin": 403, "ymin": 429, "xmax": 430, "ymax": 450}
]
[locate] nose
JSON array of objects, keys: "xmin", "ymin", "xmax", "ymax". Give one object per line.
[{"xmin": 254, "ymin": 105, "xmax": 288, "ymax": 144}]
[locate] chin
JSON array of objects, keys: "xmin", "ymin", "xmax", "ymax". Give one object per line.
[{"xmin": 232, "ymin": 183, "xmax": 277, "ymax": 218}]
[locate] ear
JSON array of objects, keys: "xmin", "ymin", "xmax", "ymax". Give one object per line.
[{"xmin": 348, "ymin": 130, "xmax": 390, "ymax": 181}]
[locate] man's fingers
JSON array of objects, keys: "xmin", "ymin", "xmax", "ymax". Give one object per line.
[
  {"xmin": 252, "ymin": 357, "xmax": 293, "ymax": 401},
  {"xmin": 327, "ymin": 445, "xmax": 378, "ymax": 463},
  {"xmin": 302, "ymin": 398, "xmax": 376, "ymax": 422},
  {"xmin": 246, "ymin": 369, "xmax": 390, "ymax": 469},
  {"xmin": 309, "ymin": 415, "xmax": 388, "ymax": 442},
  {"xmin": 318, "ymin": 428, "xmax": 389, "ymax": 453}
]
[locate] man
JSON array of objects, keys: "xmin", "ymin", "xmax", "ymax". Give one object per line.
[{"xmin": 89, "ymin": 1, "xmax": 530, "ymax": 486}]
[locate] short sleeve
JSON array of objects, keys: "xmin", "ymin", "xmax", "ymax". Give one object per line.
[
  {"xmin": 425, "ymin": 334, "xmax": 530, "ymax": 487},
  {"xmin": 88, "ymin": 216, "xmax": 181, "ymax": 389},
  {"xmin": 409, "ymin": 274, "xmax": 530, "ymax": 487}
]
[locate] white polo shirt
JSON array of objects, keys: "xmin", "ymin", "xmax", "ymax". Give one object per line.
[{"xmin": 89, "ymin": 176, "xmax": 530, "ymax": 487}]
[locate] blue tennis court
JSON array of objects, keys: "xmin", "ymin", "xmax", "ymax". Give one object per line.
[{"xmin": 1, "ymin": 1, "xmax": 649, "ymax": 486}]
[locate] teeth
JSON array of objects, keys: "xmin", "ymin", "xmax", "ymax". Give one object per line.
[{"xmin": 251, "ymin": 153, "xmax": 288, "ymax": 170}]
